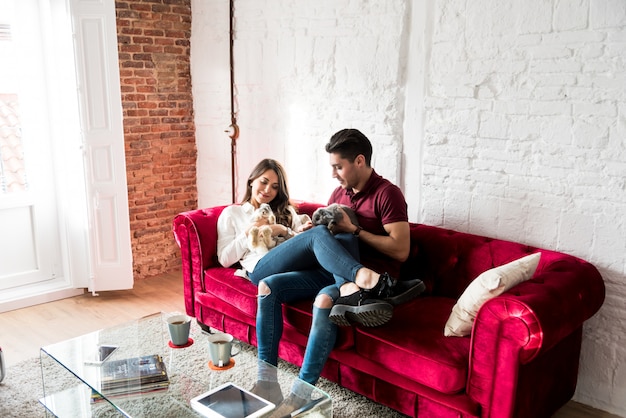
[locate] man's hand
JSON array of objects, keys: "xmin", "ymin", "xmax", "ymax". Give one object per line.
[{"xmin": 331, "ymin": 207, "xmax": 359, "ymax": 234}]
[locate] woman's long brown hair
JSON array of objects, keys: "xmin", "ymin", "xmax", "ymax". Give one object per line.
[{"xmin": 240, "ymin": 159, "xmax": 293, "ymax": 226}]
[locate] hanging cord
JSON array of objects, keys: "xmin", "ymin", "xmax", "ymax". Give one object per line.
[{"xmin": 226, "ymin": 0, "xmax": 239, "ymax": 203}]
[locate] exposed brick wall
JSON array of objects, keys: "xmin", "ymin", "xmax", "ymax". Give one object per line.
[{"xmin": 115, "ymin": 0, "xmax": 197, "ymax": 280}]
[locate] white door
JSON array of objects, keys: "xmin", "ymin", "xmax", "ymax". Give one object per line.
[{"xmin": 71, "ymin": 0, "xmax": 134, "ymax": 292}]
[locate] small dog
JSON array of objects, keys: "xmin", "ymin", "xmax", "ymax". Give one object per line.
[
  {"xmin": 248, "ymin": 203, "xmax": 277, "ymax": 255},
  {"xmin": 312, "ymin": 204, "xmax": 359, "ymax": 234}
]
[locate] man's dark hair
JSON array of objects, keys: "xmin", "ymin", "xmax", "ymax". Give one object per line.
[{"xmin": 325, "ymin": 129, "xmax": 373, "ymax": 166}]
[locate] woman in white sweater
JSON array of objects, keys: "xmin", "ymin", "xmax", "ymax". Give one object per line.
[{"xmin": 216, "ymin": 158, "xmax": 310, "ymax": 277}]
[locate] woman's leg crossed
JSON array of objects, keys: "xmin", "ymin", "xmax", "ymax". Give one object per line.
[{"xmin": 256, "ymin": 269, "xmax": 334, "ymax": 366}]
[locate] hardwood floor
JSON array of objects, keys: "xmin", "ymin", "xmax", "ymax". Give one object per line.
[
  {"xmin": 0, "ymin": 270, "xmax": 619, "ymax": 417},
  {"xmin": 0, "ymin": 270, "xmax": 186, "ymax": 367},
  {"xmin": 553, "ymin": 403, "xmax": 621, "ymax": 418}
]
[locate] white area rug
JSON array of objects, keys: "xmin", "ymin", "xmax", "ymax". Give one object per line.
[{"xmin": 0, "ymin": 318, "xmax": 407, "ymax": 417}]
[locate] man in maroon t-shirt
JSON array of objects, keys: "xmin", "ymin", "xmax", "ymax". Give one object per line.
[{"xmin": 322, "ymin": 128, "xmax": 425, "ymax": 326}]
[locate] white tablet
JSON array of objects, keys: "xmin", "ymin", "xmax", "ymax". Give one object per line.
[{"xmin": 190, "ymin": 382, "xmax": 275, "ymax": 418}]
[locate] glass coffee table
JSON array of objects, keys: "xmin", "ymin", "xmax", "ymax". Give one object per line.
[{"xmin": 39, "ymin": 312, "xmax": 332, "ymax": 417}]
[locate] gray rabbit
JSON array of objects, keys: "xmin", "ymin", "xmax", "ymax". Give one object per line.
[{"xmin": 311, "ymin": 204, "xmax": 359, "ymax": 234}]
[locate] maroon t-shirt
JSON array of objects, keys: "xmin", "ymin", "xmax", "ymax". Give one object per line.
[{"xmin": 328, "ymin": 170, "xmax": 408, "ymax": 278}]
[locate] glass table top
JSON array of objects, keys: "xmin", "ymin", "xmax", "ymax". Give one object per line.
[{"xmin": 39, "ymin": 312, "xmax": 331, "ymax": 417}]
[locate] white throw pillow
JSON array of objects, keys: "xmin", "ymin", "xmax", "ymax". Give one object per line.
[{"xmin": 444, "ymin": 252, "xmax": 541, "ymax": 337}]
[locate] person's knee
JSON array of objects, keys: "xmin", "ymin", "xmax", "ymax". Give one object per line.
[
  {"xmin": 314, "ymin": 293, "xmax": 333, "ymax": 309},
  {"xmin": 311, "ymin": 224, "xmax": 328, "ymax": 237},
  {"xmin": 258, "ymin": 281, "xmax": 271, "ymax": 296}
]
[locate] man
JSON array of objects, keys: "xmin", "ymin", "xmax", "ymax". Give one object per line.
[
  {"xmin": 252, "ymin": 129, "xmax": 424, "ymax": 417},
  {"xmin": 323, "ymin": 129, "xmax": 423, "ymax": 325}
]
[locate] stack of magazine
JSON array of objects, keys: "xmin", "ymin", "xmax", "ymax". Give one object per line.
[{"xmin": 92, "ymin": 354, "xmax": 169, "ymax": 402}]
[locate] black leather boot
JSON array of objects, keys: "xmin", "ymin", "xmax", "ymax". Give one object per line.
[{"xmin": 329, "ymin": 290, "xmax": 393, "ymax": 327}]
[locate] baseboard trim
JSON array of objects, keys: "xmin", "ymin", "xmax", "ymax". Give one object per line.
[{"xmin": 0, "ymin": 287, "xmax": 85, "ymax": 313}]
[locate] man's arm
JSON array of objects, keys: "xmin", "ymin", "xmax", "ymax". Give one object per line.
[
  {"xmin": 334, "ymin": 208, "xmax": 410, "ymax": 262},
  {"xmin": 355, "ymin": 221, "xmax": 410, "ymax": 262}
]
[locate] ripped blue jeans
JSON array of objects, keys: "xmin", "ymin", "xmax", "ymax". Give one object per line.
[{"xmin": 248, "ymin": 226, "xmax": 360, "ymax": 385}]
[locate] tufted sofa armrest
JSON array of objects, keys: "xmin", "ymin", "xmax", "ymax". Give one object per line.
[
  {"xmin": 172, "ymin": 206, "xmax": 228, "ymax": 316},
  {"xmin": 467, "ymin": 253, "xmax": 605, "ymax": 417}
]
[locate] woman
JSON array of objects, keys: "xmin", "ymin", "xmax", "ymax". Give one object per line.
[{"xmin": 217, "ymin": 158, "xmax": 310, "ymax": 277}]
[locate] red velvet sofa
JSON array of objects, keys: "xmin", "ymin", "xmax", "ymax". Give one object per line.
[{"xmin": 172, "ymin": 201, "xmax": 605, "ymax": 418}]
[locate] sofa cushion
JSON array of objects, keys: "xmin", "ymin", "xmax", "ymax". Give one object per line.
[
  {"xmin": 444, "ymin": 252, "xmax": 541, "ymax": 337},
  {"xmin": 204, "ymin": 267, "xmax": 259, "ymax": 316},
  {"xmin": 354, "ymin": 297, "xmax": 470, "ymax": 394},
  {"xmin": 204, "ymin": 268, "xmax": 355, "ymax": 349}
]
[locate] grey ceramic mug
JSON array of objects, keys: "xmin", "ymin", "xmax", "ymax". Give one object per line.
[
  {"xmin": 207, "ymin": 332, "xmax": 241, "ymax": 367},
  {"xmin": 167, "ymin": 314, "xmax": 191, "ymax": 346}
]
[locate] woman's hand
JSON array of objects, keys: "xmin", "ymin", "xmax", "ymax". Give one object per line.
[
  {"xmin": 246, "ymin": 222, "xmax": 298, "ymax": 238},
  {"xmin": 297, "ymin": 220, "xmax": 314, "ymax": 233},
  {"xmin": 269, "ymin": 224, "xmax": 290, "ymax": 237},
  {"xmin": 245, "ymin": 217, "xmax": 271, "ymax": 236}
]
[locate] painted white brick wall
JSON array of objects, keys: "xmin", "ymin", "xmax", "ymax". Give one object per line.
[
  {"xmin": 423, "ymin": 1, "xmax": 626, "ymax": 416},
  {"xmin": 191, "ymin": 0, "xmax": 626, "ymax": 415},
  {"xmin": 192, "ymin": 0, "xmax": 410, "ymax": 207}
]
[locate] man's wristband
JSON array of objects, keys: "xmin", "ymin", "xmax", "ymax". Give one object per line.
[{"xmin": 353, "ymin": 226, "xmax": 363, "ymax": 237}]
